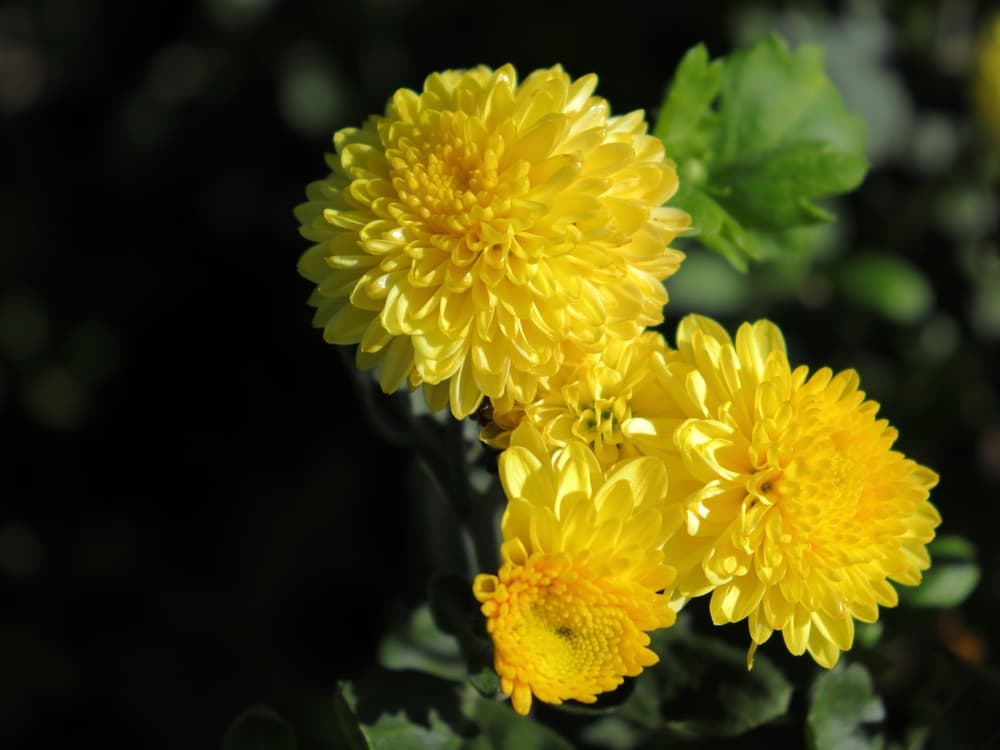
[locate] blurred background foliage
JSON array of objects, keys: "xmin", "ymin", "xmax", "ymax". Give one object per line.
[{"xmin": 1, "ymin": 0, "xmax": 998, "ymax": 747}]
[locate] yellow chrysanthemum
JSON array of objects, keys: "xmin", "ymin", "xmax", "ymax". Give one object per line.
[
  {"xmin": 481, "ymin": 331, "xmax": 685, "ymax": 468},
  {"xmin": 651, "ymin": 315, "xmax": 941, "ymax": 669},
  {"xmin": 974, "ymin": 13, "xmax": 1000, "ymax": 142},
  {"xmin": 295, "ymin": 64, "xmax": 689, "ymax": 418},
  {"xmin": 473, "ymin": 423, "xmax": 677, "ymax": 714}
]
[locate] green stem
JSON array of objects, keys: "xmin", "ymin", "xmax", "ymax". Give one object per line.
[{"xmin": 440, "ymin": 418, "xmax": 501, "ymax": 575}]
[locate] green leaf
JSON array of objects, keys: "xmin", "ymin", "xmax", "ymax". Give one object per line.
[
  {"xmin": 905, "ymin": 562, "xmax": 981, "ymax": 608},
  {"xmin": 711, "ymin": 142, "xmax": 850, "ymax": 228},
  {"xmin": 619, "ymin": 619, "xmax": 792, "ymax": 737},
  {"xmin": 900, "ymin": 536, "xmax": 982, "ymax": 609},
  {"xmin": 854, "ymin": 621, "xmax": 884, "ymax": 649},
  {"xmin": 927, "ymin": 535, "xmax": 977, "ymax": 560},
  {"xmin": 377, "ymin": 605, "xmax": 465, "ymax": 682},
  {"xmin": 354, "ymin": 712, "xmax": 464, "ymax": 750},
  {"xmin": 341, "ymin": 670, "xmax": 471, "ymax": 750},
  {"xmin": 467, "ymin": 663, "xmax": 501, "ymax": 698},
  {"xmin": 332, "ymin": 685, "xmax": 372, "ymax": 750},
  {"xmin": 466, "ymin": 696, "xmax": 574, "ymax": 750},
  {"xmin": 578, "ymin": 716, "xmax": 644, "ymax": 750},
  {"xmin": 657, "ymin": 34, "xmax": 869, "ymax": 266},
  {"xmin": 806, "ymin": 663, "xmax": 885, "ymax": 750},
  {"xmin": 670, "ymin": 182, "xmax": 754, "ymax": 270},
  {"xmin": 715, "ymin": 37, "xmax": 866, "ymax": 163},
  {"xmin": 900, "ymin": 535, "xmax": 981, "ymax": 609},
  {"xmin": 837, "ymin": 253, "xmax": 934, "ymax": 323},
  {"xmin": 341, "ymin": 669, "xmax": 572, "ymax": 750},
  {"xmin": 653, "ymin": 44, "xmax": 724, "ymax": 156},
  {"xmin": 222, "ymin": 705, "xmax": 298, "ymax": 750}
]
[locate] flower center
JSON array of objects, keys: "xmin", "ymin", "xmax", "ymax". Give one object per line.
[
  {"xmin": 753, "ymin": 381, "xmax": 887, "ymax": 571},
  {"xmin": 779, "ymin": 436, "xmax": 868, "ymax": 557},
  {"xmin": 574, "ymin": 398, "xmax": 630, "ymax": 450},
  {"xmin": 564, "ymin": 365, "xmax": 633, "ymax": 464},
  {"xmin": 387, "ymin": 111, "xmax": 530, "ymax": 275},
  {"xmin": 474, "ymin": 553, "xmax": 659, "ymax": 711}
]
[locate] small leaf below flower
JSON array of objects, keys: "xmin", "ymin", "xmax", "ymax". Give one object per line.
[
  {"xmin": 806, "ymin": 663, "xmax": 885, "ymax": 750},
  {"xmin": 618, "ymin": 619, "xmax": 792, "ymax": 738}
]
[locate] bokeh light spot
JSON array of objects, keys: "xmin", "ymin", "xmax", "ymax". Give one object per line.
[
  {"xmin": 0, "ymin": 6, "xmax": 45, "ymax": 115},
  {"xmin": 0, "ymin": 523, "xmax": 43, "ymax": 580},
  {"xmin": 910, "ymin": 112, "xmax": 959, "ymax": 175},
  {"xmin": 202, "ymin": 0, "xmax": 277, "ymax": 32},
  {"xmin": 919, "ymin": 313, "xmax": 960, "ymax": 361},
  {"xmin": 839, "ymin": 252, "xmax": 934, "ymax": 324},
  {"xmin": 0, "ymin": 290, "xmax": 48, "ymax": 363},
  {"xmin": 971, "ymin": 280, "xmax": 1000, "ymax": 339},
  {"xmin": 148, "ymin": 43, "xmax": 208, "ymax": 105},
  {"xmin": 65, "ymin": 320, "xmax": 119, "ymax": 385},
  {"xmin": 278, "ymin": 45, "xmax": 348, "ymax": 138},
  {"xmin": 23, "ymin": 366, "xmax": 87, "ymax": 430}
]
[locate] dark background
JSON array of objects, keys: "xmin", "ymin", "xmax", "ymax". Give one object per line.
[{"xmin": 1, "ymin": 0, "xmax": 998, "ymax": 747}]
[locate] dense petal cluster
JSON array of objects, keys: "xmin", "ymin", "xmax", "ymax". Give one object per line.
[
  {"xmin": 482, "ymin": 331, "xmax": 685, "ymax": 468},
  {"xmin": 648, "ymin": 315, "xmax": 940, "ymax": 668},
  {"xmin": 296, "ymin": 64, "xmax": 689, "ymax": 417},
  {"xmin": 473, "ymin": 423, "xmax": 677, "ymax": 714}
]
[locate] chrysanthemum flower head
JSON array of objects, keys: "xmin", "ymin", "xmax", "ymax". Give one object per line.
[
  {"xmin": 482, "ymin": 331, "xmax": 686, "ymax": 469},
  {"xmin": 296, "ymin": 64, "xmax": 689, "ymax": 417},
  {"xmin": 651, "ymin": 315, "xmax": 940, "ymax": 669},
  {"xmin": 473, "ymin": 423, "xmax": 677, "ymax": 714}
]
